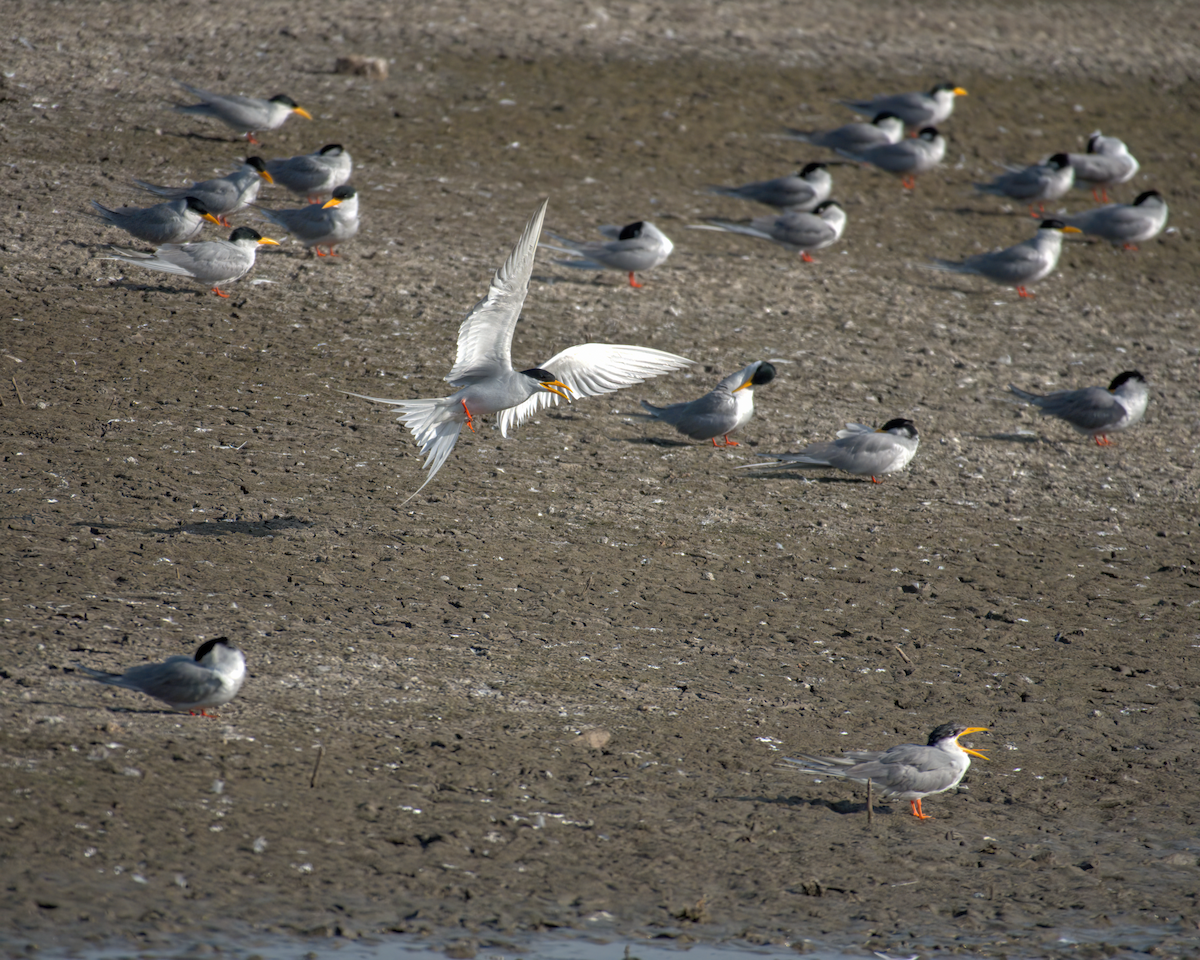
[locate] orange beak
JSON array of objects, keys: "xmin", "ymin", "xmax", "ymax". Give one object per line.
[{"xmin": 957, "ymin": 726, "xmax": 989, "ymax": 760}]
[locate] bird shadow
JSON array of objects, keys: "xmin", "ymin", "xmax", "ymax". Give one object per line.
[
  {"xmin": 623, "ymin": 436, "xmax": 702, "ymax": 449},
  {"xmin": 733, "ymin": 793, "xmax": 894, "ymax": 816},
  {"xmin": 531, "ymin": 272, "xmax": 616, "ymax": 288},
  {"xmin": 979, "ymin": 432, "xmax": 1043, "ymax": 444},
  {"xmin": 103, "ymin": 279, "xmax": 203, "ymax": 297},
  {"xmin": 740, "ymin": 470, "xmax": 877, "ymax": 484},
  {"xmin": 77, "ymin": 517, "xmax": 313, "ymax": 538},
  {"xmin": 147, "ymin": 127, "xmax": 246, "ymax": 145}
]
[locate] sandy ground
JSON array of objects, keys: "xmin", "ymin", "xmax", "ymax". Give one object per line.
[{"xmin": 2, "ymin": 1, "xmax": 1200, "ymax": 956}]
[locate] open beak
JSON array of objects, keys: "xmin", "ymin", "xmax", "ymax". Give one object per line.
[
  {"xmin": 540, "ymin": 379, "xmax": 574, "ymax": 402},
  {"xmin": 958, "ymin": 726, "xmax": 989, "ymax": 760},
  {"xmin": 202, "ymin": 213, "xmax": 223, "ymax": 226},
  {"xmin": 953, "ymin": 87, "xmax": 969, "ymax": 96},
  {"xmin": 322, "ymin": 197, "xmax": 343, "ymax": 209},
  {"xmin": 257, "ymin": 237, "xmax": 281, "ymax": 246},
  {"xmin": 1062, "ymin": 225, "xmax": 1082, "ymax": 233},
  {"xmin": 294, "ymin": 107, "xmax": 313, "ymax": 120},
  {"xmin": 732, "ymin": 378, "xmax": 754, "ymax": 393}
]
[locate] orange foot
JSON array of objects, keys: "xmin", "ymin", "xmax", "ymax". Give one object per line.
[
  {"xmin": 1092, "ymin": 187, "xmax": 1109, "ymax": 203},
  {"xmin": 1094, "ymin": 435, "xmax": 1113, "ymax": 446},
  {"xmin": 1123, "ymin": 243, "xmax": 1139, "ymax": 251},
  {"xmin": 711, "ymin": 436, "xmax": 739, "ymax": 447},
  {"xmin": 190, "ymin": 709, "xmax": 219, "ymax": 718},
  {"xmin": 901, "ymin": 175, "xmax": 916, "ymax": 190},
  {"xmin": 212, "ymin": 287, "xmax": 230, "ymax": 298},
  {"xmin": 316, "ymin": 246, "xmax": 328, "ymax": 257},
  {"xmin": 1016, "ymin": 286, "xmax": 1034, "ymax": 298},
  {"xmin": 800, "ymin": 251, "xmax": 815, "ymax": 263},
  {"xmin": 460, "ymin": 399, "xmax": 476, "ymax": 432},
  {"xmin": 910, "ymin": 799, "xmax": 933, "ymax": 819},
  {"xmin": 1028, "ymin": 203, "xmax": 1044, "ymax": 218},
  {"xmin": 627, "ymin": 272, "xmax": 642, "ymax": 288},
  {"xmin": 246, "ymin": 133, "xmax": 261, "ymax": 146},
  {"xmin": 871, "ymin": 476, "xmax": 883, "ymax": 484},
  {"xmin": 219, "ymin": 215, "xmax": 232, "ymax": 228}
]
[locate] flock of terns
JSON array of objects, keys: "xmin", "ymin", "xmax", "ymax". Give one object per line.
[{"xmin": 71, "ymin": 76, "xmax": 1165, "ymax": 818}]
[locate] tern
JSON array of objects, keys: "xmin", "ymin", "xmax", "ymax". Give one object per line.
[
  {"xmin": 1067, "ymin": 132, "xmax": 1139, "ymax": 203},
  {"xmin": 708, "ymin": 162, "xmax": 833, "ymax": 212},
  {"xmin": 104, "ymin": 226, "xmax": 279, "ymax": 297},
  {"xmin": 343, "ymin": 199, "xmax": 692, "ymax": 502},
  {"xmin": 1062, "ymin": 190, "xmax": 1168, "ymax": 250},
  {"xmin": 841, "ymin": 84, "xmax": 968, "ymax": 128},
  {"xmin": 640, "ymin": 360, "xmax": 777, "ymax": 446},
  {"xmin": 76, "ymin": 638, "xmax": 246, "ymax": 717},
  {"xmin": 783, "ymin": 112, "xmax": 905, "ymax": 155},
  {"xmin": 974, "ymin": 153, "xmax": 1075, "ymax": 217},
  {"xmin": 266, "ymin": 144, "xmax": 353, "ymax": 202},
  {"xmin": 255, "ymin": 185, "xmax": 359, "ymax": 256},
  {"xmin": 134, "ymin": 157, "xmax": 275, "ymax": 227},
  {"xmin": 1008, "ymin": 370, "xmax": 1148, "ymax": 445},
  {"xmin": 173, "ymin": 81, "xmax": 312, "ymax": 143},
  {"xmin": 739, "ymin": 419, "xmax": 919, "ymax": 483},
  {"xmin": 930, "ymin": 219, "xmax": 1080, "ymax": 297},
  {"xmin": 540, "ymin": 220, "xmax": 674, "ymax": 287},
  {"xmin": 697, "ymin": 200, "xmax": 845, "ymax": 261},
  {"xmin": 838, "ymin": 126, "xmax": 945, "ymax": 189},
  {"xmin": 88, "ymin": 195, "xmax": 222, "ymax": 245},
  {"xmin": 784, "ymin": 723, "xmax": 988, "ymax": 819}
]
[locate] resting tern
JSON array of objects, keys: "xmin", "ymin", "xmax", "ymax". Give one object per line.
[
  {"xmin": 841, "ymin": 83, "xmax": 968, "ymax": 127},
  {"xmin": 708, "ymin": 162, "xmax": 832, "ymax": 212},
  {"xmin": 1067, "ymin": 132, "xmax": 1139, "ymax": 203},
  {"xmin": 930, "ymin": 219, "xmax": 1080, "ymax": 297},
  {"xmin": 266, "ymin": 144, "xmax": 352, "ymax": 202},
  {"xmin": 1008, "ymin": 370, "xmax": 1148, "ymax": 445},
  {"xmin": 76, "ymin": 638, "xmax": 246, "ymax": 716},
  {"xmin": 783, "ymin": 112, "xmax": 905, "ymax": 155},
  {"xmin": 739, "ymin": 419, "xmax": 919, "ymax": 483},
  {"xmin": 974, "ymin": 153, "xmax": 1075, "ymax": 217},
  {"xmin": 783, "ymin": 724, "xmax": 988, "ymax": 819},
  {"xmin": 699, "ymin": 200, "xmax": 845, "ymax": 261},
  {"xmin": 343, "ymin": 199, "xmax": 692, "ymax": 502},
  {"xmin": 640, "ymin": 360, "xmax": 777, "ymax": 446},
  {"xmin": 89, "ymin": 195, "xmax": 222, "ymax": 245},
  {"xmin": 104, "ymin": 225, "xmax": 279, "ymax": 298},
  {"xmin": 173, "ymin": 81, "xmax": 312, "ymax": 143},
  {"xmin": 839, "ymin": 126, "xmax": 945, "ymax": 189},
  {"xmin": 255, "ymin": 185, "xmax": 359, "ymax": 256},
  {"xmin": 1062, "ymin": 190, "xmax": 1168, "ymax": 249},
  {"xmin": 540, "ymin": 220, "xmax": 673, "ymax": 287},
  {"xmin": 134, "ymin": 157, "xmax": 274, "ymax": 227}
]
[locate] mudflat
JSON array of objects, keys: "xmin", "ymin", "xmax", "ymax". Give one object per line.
[{"xmin": 2, "ymin": 2, "xmax": 1199, "ymax": 956}]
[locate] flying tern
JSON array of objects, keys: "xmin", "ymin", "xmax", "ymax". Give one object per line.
[
  {"xmin": 343, "ymin": 199, "xmax": 692, "ymax": 502},
  {"xmin": 1062, "ymin": 190, "xmax": 1167, "ymax": 249},
  {"xmin": 266, "ymin": 144, "xmax": 352, "ymax": 201},
  {"xmin": 783, "ymin": 723, "xmax": 988, "ymax": 819},
  {"xmin": 783, "ymin": 112, "xmax": 905, "ymax": 155},
  {"xmin": 639, "ymin": 360, "xmax": 776, "ymax": 446},
  {"xmin": 974, "ymin": 153, "xmax": 1075, "ymax": 217},
  {"xmin": 1067, "ymin": 132, "xmax": 1139, "ymax": 203},
  {"xmin": 739, "ymin": 419, "xmax": 919, "ymax": 483},
  {"xmin": 88, "ymin": 195, "xmax": 222, "ymax": 245},
  {"xmin": 540, "ymin": 220, "xmax": 673, "ymax": 287},
  {"xmin": 255, "ymin": 185, "xmax": 359, "ymax": 256},
  {"xmin": 173, "ymin": 81, "xmax": 312, "ymax": 143},
  {"xmin": 839, "ymin": 127, "xmax": 945, "ymax": 189},
  {"xmin": 930, "ymin": 219, "xmax": 1080, "ymax": 297},
  {"xmin": 708, "ymin": 162, "xmax": 832, "ymax": 212},
  {"xmin": 104, "ymin": 225, "xmax": 279, "ymax": 297},
  {"xmin": 76, "ymin": 638, "xmax": 246, "ymax": 716},
  {"xmin": 841, "ymin": 83, "xmax": 968, "ymax": 127},
  {"xmin": 1008, "ymin": 370, "xmax": 1148, "ymax": 445},
  {"xmin": 698, "ymin": 200, "xmax": 845, "ymax": 261},
  {"xmin": 134, "ymin": 157, "xmax": 274, "ymax": 227}
]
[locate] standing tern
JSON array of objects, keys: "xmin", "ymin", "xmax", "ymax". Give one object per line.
[
  {"xmin": 134, "ymin": 157, "xmax": 275, "ymax": 227},
  {"xmin": 783, "ymin": 724, "xmax": 988, "ymax": 819},
  {"xmin": 930, "ymin": 219, "xmax": 1080, "ymax": 297},
  {"xmin": 739, "ymin": 419, "xmax": 919, "ymax": 483},
  {"xmin": 839, "ymin": 127, "xmax": 945, "ymax": 189},
  {"xmin": 540, "ymin": 220, "xmax": 674, "ymax": 287},
  {"xmin": 698, "ymin": 200, "xmax": 845, "ymax": 261},
  {"xmin": 1067, "ymin": 132, "xmax": 1139, "ymax": 203},
  {"xmin": 343, "ymin": 199, "xmax": 693, "ymax": 502},
  {"xmin": 173, "ymin": 81, "xmax": 312, "ymax": 143},
  {"xmin": 708, "ymin": 162, "xmax": 832, "ymax": 212},
  {"xmin": 640, "ymin": 360, "xmax": 777, "ymax": 446},
  {"xmin": 255, "ymin": 185, "xmax": 359, "ymax": 256},
  {"xmin": 974, "ymin": 153, "xmax": 1075, "ymax": 217},
  {"xmin": 266, "ymin": 144, "xmax": 352, "ymax": 201},
  {"xmin": 1061, "ymin": 190, "xmax": 1168, "ymax": 249},
  {"xmin": 76, "ymin": 638, "xmax": 246, "ymax": 716},
  {"xmin": 841, "ymin": 83, "xmax": 968, "ymax": 127},
  {"xmin": 783, "ymin": 112, "xmax": 905, "ymax": 154},
  {"xmin": 104, "ymin": 226, "xmax": 279, "ymax": 297},
  {"xmin": 89, "ymin": 195, "xmax": 222, "ymax": 245},
  {"xmin": 1007, "ymin": 370, "xmax": 1148, "ymax": 446}
]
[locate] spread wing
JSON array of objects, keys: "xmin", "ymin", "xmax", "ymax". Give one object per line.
[
  {"xmin": 497, "ymin": 343, "xmax": 693, "ymax": 435},
  {"xmin": 446, "ymin": 198, "xmax": 548, "ymax": 385}
]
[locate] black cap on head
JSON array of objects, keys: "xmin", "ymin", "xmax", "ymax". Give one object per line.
[
  {"xmin": 927, "ymin": 723, "xmax": 967, "ymax": 745},
  {"xmin": 918, "ymin": 126, "xmax": 939, "ymax": 139},
  {"xmin": 245, "ymin": 156, "xmax": 268, "ymax": 172},
  {"xmin": 194, "ymin": 637, "xmax": 232, "ymax": 660},
  {"xmin": 1048, "ymin": 153, "xmax": 1070, "ymax": 168},
  {"xmin": 872, "ymin": 111, "xmax": 902, "ymax": 124},
  {"xmin": 812, "ymin": 200, "xmax": 841, "ymax": 214},
  {"xmin": 1038, "ymin": 219, "xmax": 1069, "ymax": 230},
  {"xmin": 1108, "ymin": 371, "xmax": 1145, "ymax": 391},
  {"xmin": 229, "ymin": 226, "xmax": 266, "ymax": 243},
  {"xmin": 331, "ymin": 185, "xmax": 356, "ymax": 200},
  {"xmin": 269, "ymin": 94, "xmax": 300, "ymax": 107},
  {"xmin": 319, "ymin": 144, "xmax": 344, "ymax": 155},
  {"xmin": 751, "ymin": 361, "xmax": 777, "ymax": 386},
  {"xmin": 521, "ymin": 367, "xmax": 560, "ymax": 383},
  {"xmin": 184, "ymin": 196, "xmax": 212, "ymax": 215},
  {"xmin": 618, "ymin": 221, "xmax": 645, "ymax": 241},
  {"xmin": 799, "ymin": 161, "xmax": 827, "ymax": 176},
  {"xmin": 1133, "ymin": 190, "xmax": 1161, "ymax": 205},
  {"xmin": 880, "ymin": 417, "xmax": 917, "ymax": 437}
]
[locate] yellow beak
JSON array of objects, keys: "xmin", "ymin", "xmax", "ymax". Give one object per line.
[
  {"xmin": 293, "ymin": 107, "xmax": 313, "ymax": 120},
  {"xmin": 1062, "ymin": 225, "xmax": 1083, "ymax": 234},
  {"xmin": 259, "ymin": 170, "xmax": 275, "ymax": 185},
  {"xmin": 957, "ymin": 726, "xmax": 989, "ymax": 760},
  {"xmin": 732, "ymin": 378, "xmax": 754, "ymax": 393},
  {"xmin": 202, "ymin": 212, "xmax": 223, "ymax": 226},
  {"xmin": 540, "ymin": 379, "xmax": 574, "ymax": 402},
  {"xmin": 953, "ymin": 87, "xmax": 969, "ymax": 96},
  {"xmin": 322, "ymin": 197, "xmax": 342, "ymax": 209},
  {"xmin": 257, "ymin": 237, "xmax": 281, "ymax": 246}
]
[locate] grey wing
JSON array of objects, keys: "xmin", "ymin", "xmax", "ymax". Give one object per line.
[
  {"xmin": 446, "ymin": 198, "xmax": 548, "ymax": 384},
  {"xmin": 267, "ymin": 155, "xmax": 333, "ymax": 194},
  {"xmin": 498, "ymin": 343, "xmax": 693, "ymax": 435},
  {"xmin": 640, "ymin": 389, "xmax": 736, "ymax": 439},
  {"xmin": 1066, "ymin": 207, "xmax": 1148, "ymax": 241},
  {"xmin": 256, "ymin": 204, "xmax": 329, "ymax": 240},
  {"xmin": 978, "ymin": 167, "xmax": 1043, "ymax": 199},
  {"xmin": 960, "ymin": 242, "xmax": 1045, "ymax": 282},
  {"xmin": 120, "ymin": 660, "xmax": 223, "ymax": 706},
  {"xmin": 156, "ymin": 241, "xmax": 251, "ymax": 282},
  {"xmin": 1027, "ymin": 386, "xmax": 1124, "ymax": 429},
  {"xmin": 771, "ymin": 214, "xmax": 836, "ymax": 249},
  {"xmin": 851, "ymin": 142, "xmax": 917, "ymax": 173}
]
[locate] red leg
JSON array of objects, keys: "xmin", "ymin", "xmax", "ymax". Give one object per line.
[
  {"xmin": 800, "ymin": 251, "xmax": 815, "ymax": 263},
  {"xmin": 315, "ymin": 246, "xmax": 328, "ymax": 257},
  {"xmin": 1016, "ymin": 286, "xmax": 1034, "ymax": 298},
  {"xmin": 628, "ymin": 272, "xmax": 642, "ymax": 288},
  {"xmin": 460, "ymin": 399, "xmax": 475, "ymax": 432},
  {"xmin": 901, "ymin": 175, "xmax": 916, "ymax": 190},
  {"xmin": 247, "ymin": 133, "xmax": 261, "ymax": 146},
  {"xmin": 1094, "ymin": 434, "xmax": 1112, "ymax": 446},
  {"xmin": 1123, "ymin": 243, "xmax": 1139, "ymax": 251},
  {"xmin": 910, "ymin": 799, "xmax": 933, "ymax": 819},
  {"xmin": 212, "ymin": 287, "xmax": 230, "ymax": 298},
  {"xmin": 720, "ymin": 436, "xmax": 739, "ymax": 447},
  {"xmin": 871, "ymin": 476, "xmax": 882, "ymax": 484}
]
